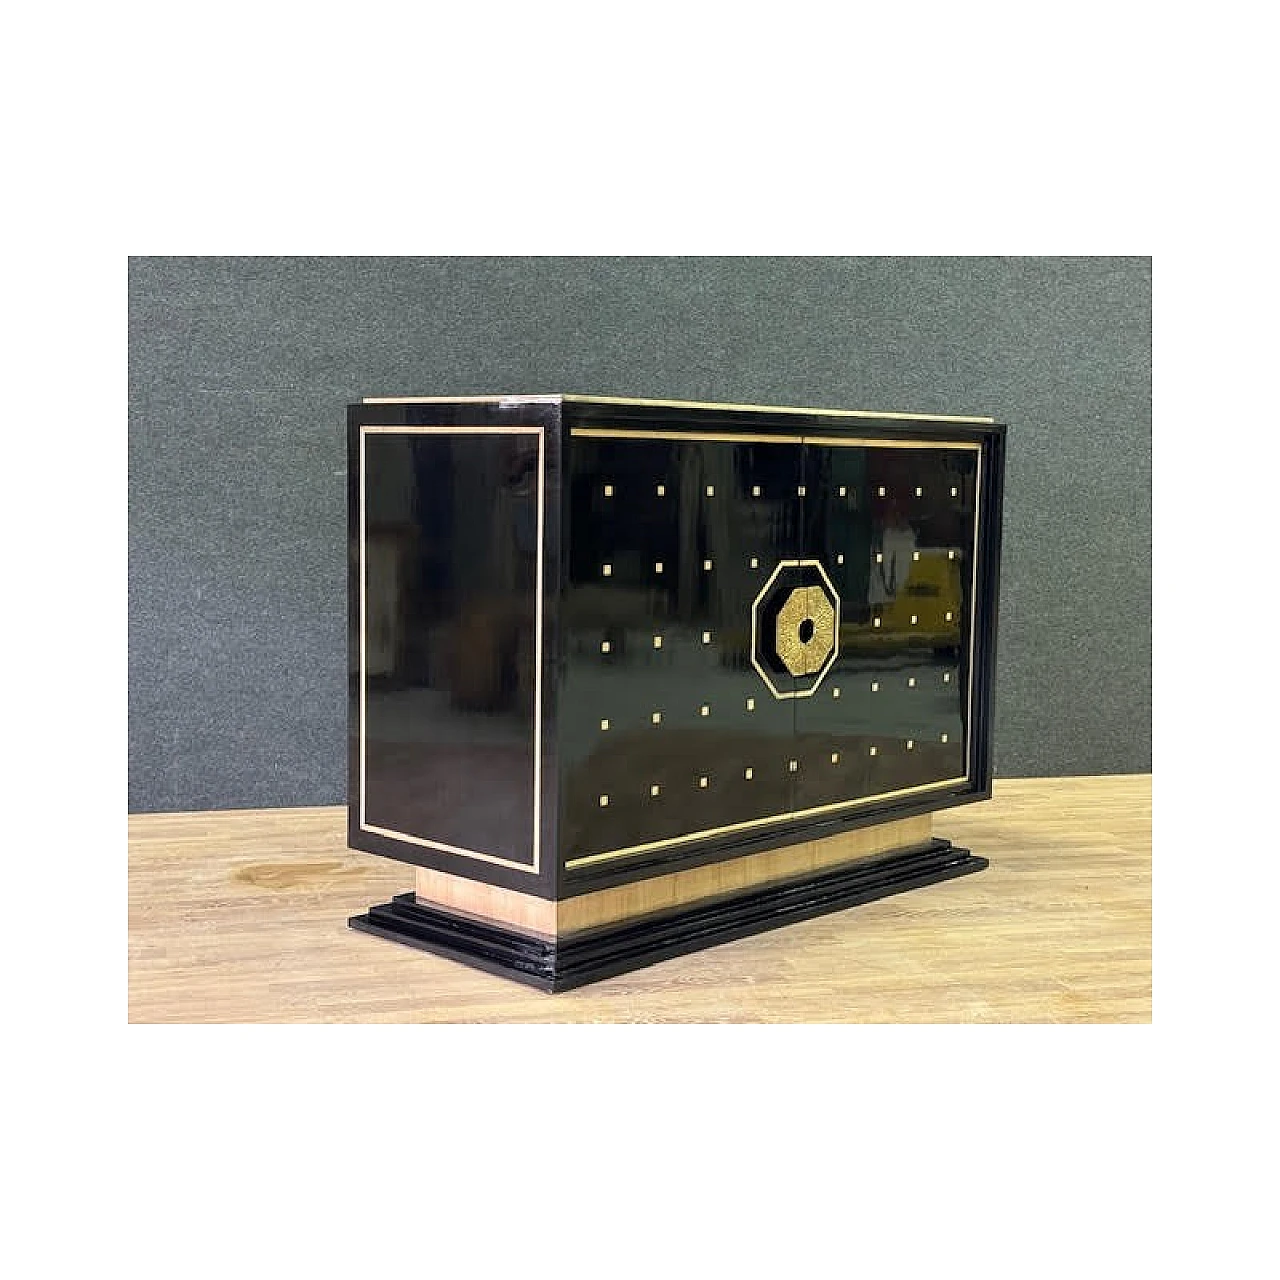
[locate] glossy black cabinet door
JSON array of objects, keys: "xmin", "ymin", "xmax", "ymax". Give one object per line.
[
  {"xmin": 560, "ymin": 434, "xmax": 802, "ymax": 870},
  {"xmin": 791, "ymin": 438, "xmax": 981, "ymax": 818}
]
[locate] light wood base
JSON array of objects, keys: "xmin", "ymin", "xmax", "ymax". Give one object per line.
[{"xmin": 413, "ymin": 814, "xmax": 933, "ymax": 939}]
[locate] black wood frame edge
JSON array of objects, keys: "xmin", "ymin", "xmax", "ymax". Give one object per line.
[
  {"xmin": 973, "ymin": 423, "xmax": 1007, "ymax": 797},
  {"xmin": 348, "ymin": 838, "xmax": 988, "ymax": 992},
  {"xmin": 561, "ymin": 398, "xmax": 997, "ymax": 441}
]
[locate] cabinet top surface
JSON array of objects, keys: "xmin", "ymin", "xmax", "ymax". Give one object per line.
[{"xmin": 357, "ymin": 394, "xmax": 996, "ymax": 425}]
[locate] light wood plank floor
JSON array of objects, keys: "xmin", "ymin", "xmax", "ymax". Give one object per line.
[{"xmin": 128, "ymin": 774, "xmax": 1151, "ymax": 1023}]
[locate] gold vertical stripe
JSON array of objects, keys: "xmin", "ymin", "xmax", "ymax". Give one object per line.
[{"xmin": 531, "ymin": 423, "xmax": 545, "ymax": 869}]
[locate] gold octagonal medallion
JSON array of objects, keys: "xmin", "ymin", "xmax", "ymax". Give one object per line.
[
  {"xmin": 750, "ymin": 558, "xmax": 841, "ymax": 700},
  {"xmin": 775, "ymin": 586, "xmax": 836, "ymax": 676}
]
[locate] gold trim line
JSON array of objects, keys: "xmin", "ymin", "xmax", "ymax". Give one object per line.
[
  {"xmin": 565, "ymin": 777, "xmax": 969, "ymax": 869},
  {"xmin": 361, "ymin": 424, "xmax": 543, "ymax": 435},
  {"xmin": 569, "ymin": 428, "xmax": 981, "ymax": 450},
  {"xmin": 362, "ymin": 395, "xmax": 563, "ymax": 405}
]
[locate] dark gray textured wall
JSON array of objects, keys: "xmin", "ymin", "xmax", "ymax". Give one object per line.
[{"xmin": 128, "ymin": 256, "xmax": 1151, "ymax": 813}]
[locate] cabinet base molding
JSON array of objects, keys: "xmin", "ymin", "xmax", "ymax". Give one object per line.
[
  {"xmin": 411, "ymin": 813, "xmax": 933, "ymax": 939},
  {"xmin": 348, "ymin": 838, "xmax": 988, "ymax": 992}
]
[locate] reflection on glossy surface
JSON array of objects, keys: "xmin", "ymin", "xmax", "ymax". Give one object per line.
[
  {"xmin": 562, "ymin": 429, "xmax": 979, "ymax": 865},
  {"xmin": 359, "ymin": 430, "xmax": 540, "ymax": 866},
  {"xmin": 793, "ymin": 441, "xmax": 975, "ymax": 816}
]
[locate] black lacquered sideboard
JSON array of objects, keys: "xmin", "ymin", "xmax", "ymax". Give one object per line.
[{"xmin": 347, "ymin": 395, "xmax": 1006, "ymax": 990}]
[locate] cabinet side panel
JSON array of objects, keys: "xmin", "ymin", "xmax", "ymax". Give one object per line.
[{"xmin": 353, "ymin": 422, "xmax": 543, "ymax": 873}]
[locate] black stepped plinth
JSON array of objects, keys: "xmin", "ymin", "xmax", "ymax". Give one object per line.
[{"xmin": 349, "ymin": 838, "xmax": 988, "ymax": 993}]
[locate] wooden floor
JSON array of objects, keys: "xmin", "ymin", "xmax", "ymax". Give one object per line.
[{"xmin": 128, "ymin": 775, "xmax": 1151, "ymax": 1023}]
